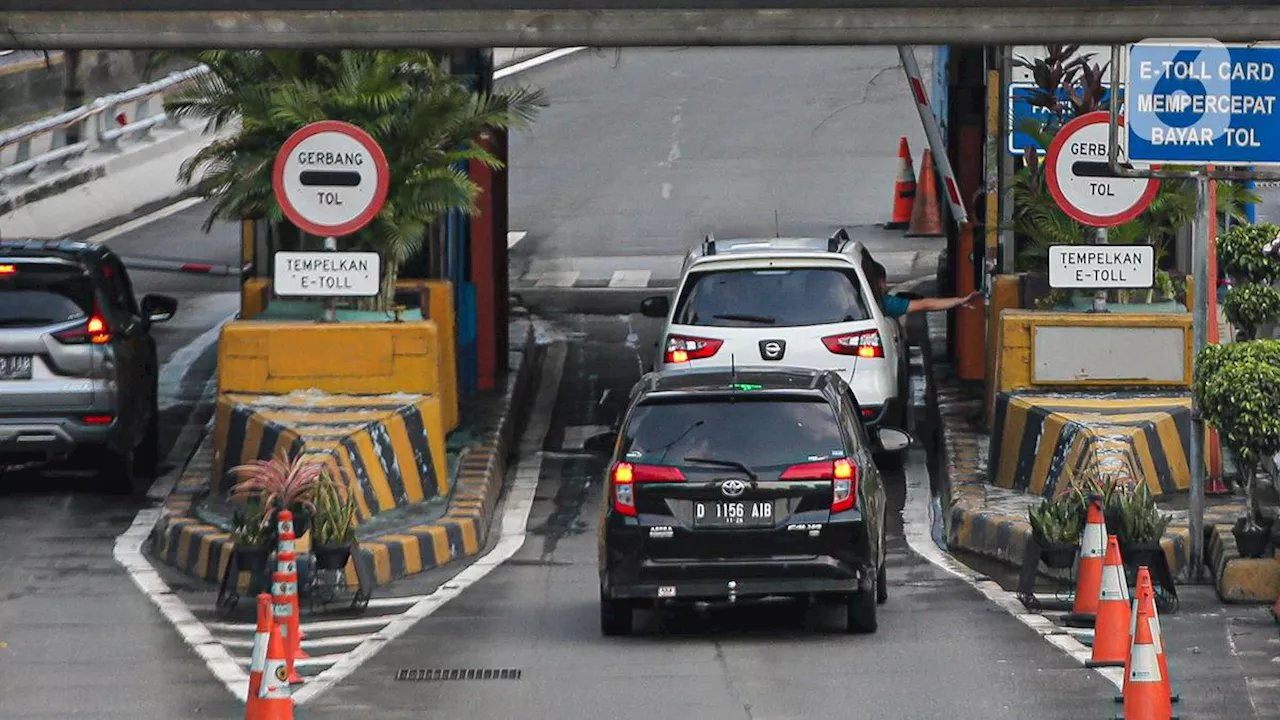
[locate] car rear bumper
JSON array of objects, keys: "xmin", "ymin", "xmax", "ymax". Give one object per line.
[
  {"xmin": 605, "ymin": 566, "xmax": 870, "ymax": 602},
  {"xmin": 859, "ymin": 395, "xmax": 904, "ymax": 428},
  {"xmin": 0, "ymin": 417, "xmax": 116, "ymax": 458}
]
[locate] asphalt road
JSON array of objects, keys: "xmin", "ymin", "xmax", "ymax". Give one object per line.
[
  {"xmin": 299, "ymin": 307, "xmax": 1116, "ymax": 719},
  {"xmin": 0, "ymin": 204, "xmax": 242, "ymax": 718},
  {"xmin": 504, "ymin": 46, "xmax": 930, "ymax": 266}
]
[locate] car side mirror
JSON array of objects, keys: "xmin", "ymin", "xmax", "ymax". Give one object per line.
[
  {"xmin": 875, "ymin": 426, "xmax": 912, "ymax": 453},
  {"xmin": 640, "ymin": 296, "xmax": 670, "ymax": 318},
  {"xmin": 141, "ymin": 294, "xmax": 178, "ymax": 324}
]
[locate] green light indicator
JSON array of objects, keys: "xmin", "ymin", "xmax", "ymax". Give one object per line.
[{"xmin": 730, "ymin": 383, "xmax": 762, "ymax": 391}]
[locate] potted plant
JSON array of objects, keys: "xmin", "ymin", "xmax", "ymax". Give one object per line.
[
  {"xmin": 1195, "ymin": 343, "xmax": 1280, "ymax": 558},
  {"xmin": 228, "ymin": 451, "xmax": 325, "ymax": 541},
  {"xmin": 1116, "ymin": 483, "xmax": 1172, "ymax": 570},
  {"xmin": 311, "ymin": 475, "xmax": 358, "ymax": 570},
  {"xmin": 231, "ymin": 496, "xmax": 272, "ymax": 571},
  {"xmin": 1029, "ymin": 495, "xmax": 1084, "ymax": 568}
]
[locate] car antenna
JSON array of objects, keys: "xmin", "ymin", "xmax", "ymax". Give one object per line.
[{"xmin": 774, "ymin": 209, "xmax": 780, "ymax": 238}]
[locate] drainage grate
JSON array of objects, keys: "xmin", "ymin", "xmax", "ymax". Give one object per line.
[{"xmin": 396, "ymin": 668, "xmax": 523, "ymax": 682}]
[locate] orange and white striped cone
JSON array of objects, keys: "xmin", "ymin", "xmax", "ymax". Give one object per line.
[
  {"xmin": 1064, "ymin": 498, "xmax": 1107, "ymax": 627},
  {"xmin": 1140, "ymin": 569, "xmax": 1179, "ymax": 706},
  {"xmin": 244, "ymin": 594, "xmax": 273, "ymax": 720},
  {"xmin": 885, "ymin": 136, "xmax": 916, "ymax": 229},
  {"xmin": 1120, "ymin": 573, "xmax": 1173, "ymax": 720},
  {"xmin": 273, "ymin": 510, "xmax": 304, "ymax": 685},
  {"xmin": 258, "ymin": 615, "xmax": 295, "ymax": 720},
  {"xmin": 1086, "ymin": 535, "xmax": 1130, "ymax": 668}
]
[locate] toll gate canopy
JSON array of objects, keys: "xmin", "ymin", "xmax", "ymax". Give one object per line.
[{"xmin": 5, "ymin": 1, "xmax": 1280, "ymax": 48}]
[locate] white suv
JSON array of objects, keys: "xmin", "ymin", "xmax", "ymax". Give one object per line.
[{"xmin": 639, "ymin": 229, "xmax": 908, "ymax": 428}]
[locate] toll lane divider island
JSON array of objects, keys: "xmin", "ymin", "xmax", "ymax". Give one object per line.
[
  {"xmin": 926, "ymin": 295, "xmax": 1272, "ymax": 601},
  {"xmin": 148, "ymin": 120, "xmax": 540, "ymax": 591}
]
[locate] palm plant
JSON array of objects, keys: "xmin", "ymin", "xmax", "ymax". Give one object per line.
[
  {"xmin": 312, "ymin": 475, "xmax": 358, "ymax": 547},
  {"xmin": 158, "ymin": 50, "xmax": 547, "ymax": 309}
]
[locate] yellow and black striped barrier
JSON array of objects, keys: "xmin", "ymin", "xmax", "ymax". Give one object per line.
[{"xmin": 988, "ymin": 393, "xmax": 1191, "ymax": 499}]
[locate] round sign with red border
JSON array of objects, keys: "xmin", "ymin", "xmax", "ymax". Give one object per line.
[
  {"xmin": 272, "ymin": 120, "xmax": 390, "ymax": 237},
  {"xmin": 1045, "ymin": 112, "xmax": 1159, "ymax": 227}
]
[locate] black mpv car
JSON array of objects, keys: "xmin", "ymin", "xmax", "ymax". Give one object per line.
[{"xmin": 597, "ymin": 366, "xmax": 911, "ymax": 636}]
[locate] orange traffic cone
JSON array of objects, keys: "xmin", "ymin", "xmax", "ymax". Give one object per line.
[
  {"xmin": 1137, "ymin": 568, "xmax": 1179, "ymax": 706},
  {"xmin": 905, "ymin": 148, "xmax": 943, "ymax": 237},
  {"xmin": 258, "ymin": 617, "xmax": 295, "ymax": 720},
  {"xmin": 1120, "ymin": 570, "xmax": 1173, "ymax": 720},
  {"xmin": 244, "ymin": 594, "xmax": 273, "ymax": 720},
  {"xmin": 1064, "ymin": 498, "xmax": 1107, "ymax": 627},
  {"xmin": 1086, "ymin": 535, "xmax": 1130, "ymax": 668},
  {"xmin": 885, "ymin": 137, "xmax": 916, "ymax": 229}
]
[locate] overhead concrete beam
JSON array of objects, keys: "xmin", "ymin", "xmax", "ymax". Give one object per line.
[{"xmin": 4, "ymin": 8, "xmax": 1280, "ymax": 49}]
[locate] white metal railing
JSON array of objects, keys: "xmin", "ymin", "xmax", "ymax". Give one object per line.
[{"xmin": 0, "ymin": 64, "xmax": 210, "ymax": 194}]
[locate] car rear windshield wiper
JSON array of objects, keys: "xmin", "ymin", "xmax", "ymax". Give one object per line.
[
  {"xmin": 712, "ymin": 313, "xmax": 776, "ymax": 324},
  {"xmin": 683, "ymin": 456, "xmax": 759, "ymax": 482}
]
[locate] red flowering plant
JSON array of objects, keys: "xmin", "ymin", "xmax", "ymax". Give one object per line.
[{"xmin": 228, "ymin": 451, "xmax": 325, "ymax": 539}]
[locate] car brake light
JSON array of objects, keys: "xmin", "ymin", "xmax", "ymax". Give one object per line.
[
  {"xmin": 779, "ymin": 458, "xmax": 857, "ymax": 512},
  {"xmin": 664, "ymin": 334, "xmax": 723, "ymax": 364},
  {"xmin": 861, "ymin": 408, "xmax": 876, "ymax": 418},
  {"xmin": 821, "ymin": 329, "xmax": 884, "ymax": 358},
  {"xmin": 80, "ymin": 415, "xmax": 113, "ymax": 425},
  {"xmin": 0, "ymin": 264, "xmax": 15, "ymax": 276},
  {"xmin": 611, "ymin": 462, "xmax": 685, "ymax": 516},
  {"xmin": 54, "ymin": 307, "xmax": 112, "ymax": 345}
]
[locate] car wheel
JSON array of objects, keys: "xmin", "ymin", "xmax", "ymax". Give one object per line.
[
  {"xmin": 97, "ymin": 444, "xmax": 140, "ymax": 496},
  {"xmin": 600, "ymin": 594, "xmax": 633, "ymax": 636},
  {"xmin": 135, "ymin": 397, "xmax": 161, "ymax": 479},
  {"xmin": 846, "ymin": 580, "xmax": 878, "ymax": 634},
  {"xmin": 876, "ymin": 561, "xmax": 888, "ymax": 604}
]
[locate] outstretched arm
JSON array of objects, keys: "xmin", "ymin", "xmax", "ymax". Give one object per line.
[{"xmin": 906, "ymin": 291, "xmax": 982, "ymax": 314}]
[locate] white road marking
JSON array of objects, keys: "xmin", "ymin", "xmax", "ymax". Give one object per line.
[
  {"xmin": 291, "ymin": 341, "xmax": 566, "ymax": 704},
  {"xmin": 507, "ymin": 231, "xmax": 528, "ymax": 248},
  {"xmin": 900, "ymin": 448, "xmax": 1122, "ymax": 689},
  {"xmin": 83, "ymin": 196, "xmax": 205, "ymax": 245},
  {"xmin": 535, "ymin": 270, "xmax": 580, "ymax": 288},
  {"xmin": 561, "ymin": 424, "xmax": 613, "ymax": 450},
  {"xmin": 608, "ymin": 269, "xmax": 651, "ymax": 289},
  {"xmin": 661, "ymin": 182, "xmax": 672, "ymax": 199},
  {"xmin": 493, "ymin": 47, "xmax": 586, "ymax": 80}
]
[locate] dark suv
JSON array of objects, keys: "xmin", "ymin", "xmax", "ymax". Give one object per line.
[
  {"xmin": 0, "ymin": 239, "xmax": 177, "ymax": 493},
  {"xmin": 597, "ymin": 366, "xmax": 911, "ymax": 636}
]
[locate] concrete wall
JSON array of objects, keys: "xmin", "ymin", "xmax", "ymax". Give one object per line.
[{"xmin": 0, "ymin": 51, "xmax": 199, "ymax": 128}]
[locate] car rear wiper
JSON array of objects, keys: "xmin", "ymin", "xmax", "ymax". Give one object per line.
[
  {"xmin": 683, "ymin": 456, "xmax": 759, "ymax": 483},
  {"xmin": 712, "ymin": 313, "xmax": 776, "ymax": 324}
]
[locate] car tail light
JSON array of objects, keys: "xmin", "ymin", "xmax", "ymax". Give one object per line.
[
  {"xmin": 780, "ymin": 458, "xmax": 858, "ymax": 512},
  {"xmin": 54, "ymin": 306, "xmax": 111, "ymax": 345},
  {"xmin": 861, "ymin": 408, "xmax": 877, "ymax": 419},
  {"xmin": 0, "ymin": 264, "xmax": 15, "ymax": 276},
  {"xmin": 664, "ymin": 334, "xmax": 723, "ymax": 364},
  {"xmin": 611, "ymin": 462, "xmax": 685, "ymax": 516},
  {"xmin": 80, "ymin": 415, "xmax": 113, "ymax": 425},
  {"xmin": 821, "ymin": 329, "xmax": 884, "ymax": 358}
]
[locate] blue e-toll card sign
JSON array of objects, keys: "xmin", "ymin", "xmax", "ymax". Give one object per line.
[
  {"xmin": 1006, "ymin": 83, "xmax": 1118, "ymax": 156},
  {"xmin": 1127, "ymin": 42, "xmax": 1280, "ymax": 165}
]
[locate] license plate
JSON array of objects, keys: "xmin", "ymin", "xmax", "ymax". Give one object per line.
[
  {"xmin": 0, "ymin": 355, "xmax": 32, "ymax": 380},
  {"xmin": 693, "ymin": 500, "xmax": 773, "ymax": 528}
]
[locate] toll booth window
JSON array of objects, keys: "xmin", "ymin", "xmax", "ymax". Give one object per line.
[{"xmin": 674, "ymin": 268, "xmax": 870, "ymax": 327}]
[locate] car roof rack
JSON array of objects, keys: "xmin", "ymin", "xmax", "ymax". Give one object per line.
[
  {"xmin": 702, "ymin": 233, "xmax": 716, "ymax": 255},
  {"xmin": 828, "ymin": 228, "xmax": 850, "ymax": 253}
]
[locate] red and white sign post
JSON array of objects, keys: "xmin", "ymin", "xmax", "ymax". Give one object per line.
[
  {"xmin": 271, "ymin": 120, "xmax": 390, "ymax": 320},
  {"xmin": 1045, "ymin": 112, "xmax": 1161, "ymax": 311}
]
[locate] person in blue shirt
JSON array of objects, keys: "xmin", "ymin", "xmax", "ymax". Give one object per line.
[{"xmin": 865, "ymin": 258, "xmax": 982, "ymax": 319}]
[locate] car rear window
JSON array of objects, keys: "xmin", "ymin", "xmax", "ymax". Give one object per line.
[
  {"xmin": 620, "ymin": 397, "xmax": 847, "ymax": 470},
  {"xmin": 673, "ymin": 267, "xmax": 870, "ymax": 327},
  {"xmin": 0, "ymin": 262, "xmax": 94, "ymax": 327}
]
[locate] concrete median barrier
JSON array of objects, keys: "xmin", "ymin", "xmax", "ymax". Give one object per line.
[
  {"xmin": 150, "ymin": 316, "xmax": 538, "ymax": 590},
  {"xmin": 988, "ymin": 393, "xmax": 1192, "ymax": 499}
]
